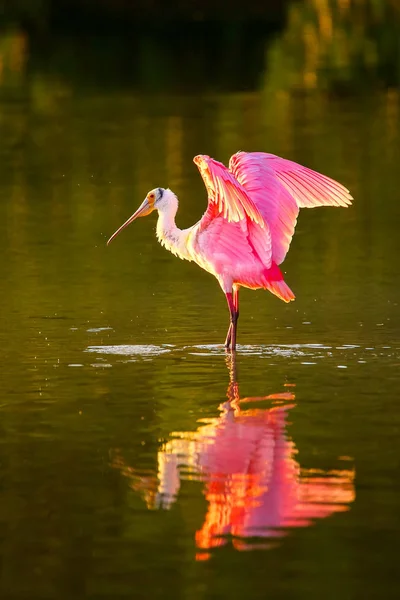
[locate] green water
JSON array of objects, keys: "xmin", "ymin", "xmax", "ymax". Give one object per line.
[{"xmin": 1, "ymin": 7, "xmax": 400, "ymax": 599}]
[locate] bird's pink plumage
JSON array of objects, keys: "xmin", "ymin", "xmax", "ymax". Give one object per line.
[
  {"xmin": 191, "ymin": 152, "xmax": 352, "ymax": 300},
  {"xmin": 108, "ymin": 151, "xmax": 352, "ymax": 348}
]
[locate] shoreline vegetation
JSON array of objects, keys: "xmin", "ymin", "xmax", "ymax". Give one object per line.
[{"xmin": 0, "ymin": 1, "xmax": 399, "ymax": 94}]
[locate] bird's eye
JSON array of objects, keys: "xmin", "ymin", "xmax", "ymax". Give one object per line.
[{"xmin": 148, "ymin": 192, "xmax": 155, "ymax": 202}]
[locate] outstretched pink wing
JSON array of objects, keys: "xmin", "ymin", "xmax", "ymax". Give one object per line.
[
  {"xmin": 232, "ymin": 152, "xmax": 352, "ymax": 208},
  {"xmin": 193, "ymin": 155, "xmax": 265, "ymax": 228},
  {"xmin": 229, "ymin": 152, "xmax": 352, "ymax": 264},
  {"xmin": 193, "ymin": 154, "xmax": 275, "ymax": 287}
]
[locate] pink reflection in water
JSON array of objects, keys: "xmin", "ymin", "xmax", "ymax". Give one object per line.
[
  {"xmin": 194, "ymin": 400, "xmax": 354, "ymax": 559},
  {"xmin": 112, "ymin": 357, "xmax": 355, "ymax": 560}
]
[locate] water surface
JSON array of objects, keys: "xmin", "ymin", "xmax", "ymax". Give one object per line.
[{"xmin": 0, "ymin": 5, "xmax": 400, "ymax": 599}]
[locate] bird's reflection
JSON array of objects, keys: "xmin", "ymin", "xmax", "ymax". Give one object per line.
[{"xmin": 112, "ymin": 355, "xmax": 355, "ymax": 560}]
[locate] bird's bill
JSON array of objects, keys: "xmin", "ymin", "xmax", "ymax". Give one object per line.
[{"xmin": 107, "ymin": 198, "xmax": 154, "ymax": 245}]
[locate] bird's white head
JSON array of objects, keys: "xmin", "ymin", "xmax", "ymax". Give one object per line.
[{"xmin": 107, "ymin": 187, "xmax": 177, "ymax": 245}]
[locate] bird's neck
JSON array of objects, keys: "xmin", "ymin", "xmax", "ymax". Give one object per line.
[{"xmin": 156, "ymin": 203, "xmax": 191, "ymax": 261}]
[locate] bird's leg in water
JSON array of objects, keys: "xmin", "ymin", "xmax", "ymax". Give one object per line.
[
  {"xmin": 224, "ymin": 289, "xmax": 239, "ymax": 350},
  {"xmin": 232, "ymin": 287, "xmax": 239, "ymax": 349},
  {"xmin": 224, "ymin": 323, "xmax": 233, "ymax": 349}
]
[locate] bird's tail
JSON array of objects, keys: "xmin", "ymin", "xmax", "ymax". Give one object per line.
[{"xmin": 263, "ymin": 264, "xmax": 295, "ymax": 303}]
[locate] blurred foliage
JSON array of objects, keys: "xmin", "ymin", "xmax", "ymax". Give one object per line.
[
  {"xmin": 1, "ymin": 0, "xmax": 399, "ymax": 93},
  {"xmin": 265, "ymin": 0, "xmax": 400, "ymax": 91}
]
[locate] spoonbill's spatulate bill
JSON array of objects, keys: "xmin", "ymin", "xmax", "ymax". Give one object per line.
[{"xmin": 107, "ymin": 152, "xmax": 353, "ymax": 350}]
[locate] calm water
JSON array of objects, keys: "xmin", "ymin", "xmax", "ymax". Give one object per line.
[{"xmin": 1, "ymin": 6, "xmax": 400, "ymax": 599}]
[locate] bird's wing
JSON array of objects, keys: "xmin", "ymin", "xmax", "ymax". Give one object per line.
[
  {"xmin": 230, "ymin": 152, "xmax": 353, "ymax": 209},
  {"xmin": 193, "ymin": 155, "xmax": 266, "ymax": 230},
  {"xmin": 229, "ymin": 152, "xmax": 352, "ymax": 264}
]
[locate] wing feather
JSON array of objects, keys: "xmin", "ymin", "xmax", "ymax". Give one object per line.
[
  {"xmin": 193, "ymin": 155, "xmax": 265, "ymax": 228},
  {"xmin": 193, "ymin": 151, "xmax": 352, "ymax": 271},
  {"xmin": 249, "ymin": 152, "xmax": 353, "ymax": 208},
  {"xmin": 287, "ymin": 171, "xmax": 344, "ymax": 206},
  {"xmin": 229, "ymin": 151, "xmax": 352, "ymax": 264},
  {"xmin": 229, "ymin": 152, "xmax": 299, "ymax": 265}
]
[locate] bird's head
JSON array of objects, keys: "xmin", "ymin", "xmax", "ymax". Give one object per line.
[{"xmin": 107, "ymin": 187, "xmax": 177, "ymax": 245}]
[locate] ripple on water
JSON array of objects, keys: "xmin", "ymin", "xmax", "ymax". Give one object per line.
[
  {"xmin": 84, "ymin": 342, "xmax": 399, "ymax": 366},
  {"xmin": 86, "ymin": 344, "xmax": 173, "ymax": 358},
  {"xmin": 187, "ymin": 344, "xmax": 329, "ymax": 358}
]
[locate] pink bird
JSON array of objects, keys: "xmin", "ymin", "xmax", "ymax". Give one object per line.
[{"xmin": 107, "ymin": 152, "xmax": 352, "ymax": 349}]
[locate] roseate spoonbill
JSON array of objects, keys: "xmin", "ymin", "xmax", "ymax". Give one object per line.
[{"xmin": 107, "ymin": 152, "xmax": 352, "ymax": 349}]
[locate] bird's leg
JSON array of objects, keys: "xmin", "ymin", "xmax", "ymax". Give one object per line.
[
  {"xmin": 224, "ymin": 323, "xmax": 233, "ymax": 349},
  {"xmin": 224, "ymin": 290, "xmax": 239, "ymax": 350},
  {"xmin": 232, "ymin": 287, "xmax": 239, "ymax": 350},
  {"xmin": 233, "ymin": 287, "xmax": 239, "ymax": 317},
  {"xmin": 224, "ymin": 293, "xmax": 234, "ymax": 348}
]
